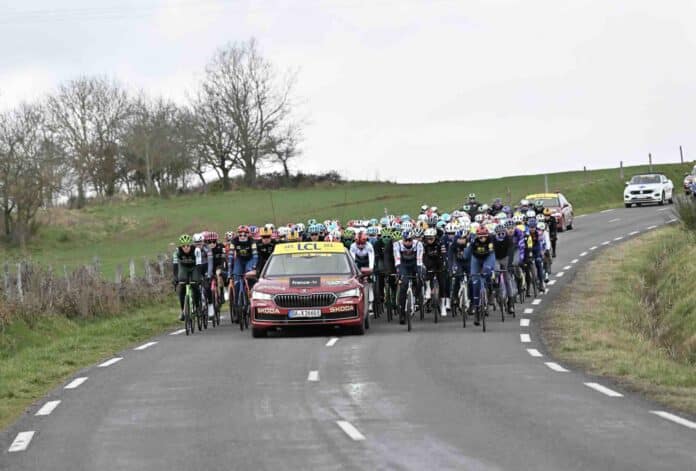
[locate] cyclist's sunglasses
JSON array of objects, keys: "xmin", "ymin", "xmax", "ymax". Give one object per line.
[{"xmin": 310, "ymin": 233, "xmax": 319, "ymax": 236}]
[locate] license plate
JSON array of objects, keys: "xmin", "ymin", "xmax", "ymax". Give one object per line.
[{"xmin": 288, "ymin": 309, "xmax": 322, "ymax": 319}]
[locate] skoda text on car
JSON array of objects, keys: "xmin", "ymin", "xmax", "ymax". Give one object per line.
[
  {"xmin": 525, "ymin": 192, "xmax": 574, "ymax": 231},
  {"xmin": 623, "ymin": 173, "xmax": 674, "ymax": 207},
  {"xmin": 249, "ymin": 241, "xmax": 370, "ymax": 337}
]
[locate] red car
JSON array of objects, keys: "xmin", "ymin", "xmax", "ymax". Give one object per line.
[
  {"xmin": 525, "ymin": 192, "xmax": 575, "ymax": 231},
  {"xmin": 249, "ymin": 241, "xmax": 371, "ymax": 338}
]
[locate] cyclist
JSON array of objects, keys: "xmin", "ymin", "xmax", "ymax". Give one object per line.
[
  {"xmin": 172, "ymin": 234, "xmax": 202, "ymax": 321},
  {"xmin": 526, "ymin": 219, "xmax": 546, "ymax": 293},
  {"xmin": 342, "ymin": 228, "xmax": 355, "ymax": 249},
  {"xmin": 422, "ymin": 227, "xmax": 447, "ymax": 314},
  {"xmin": 465, "ymin": 193, "xmax": 480, "ymax": 218},
  {"xmin": 491, "ymin": 197, "xmax": 504, "ymax": 215},
  {"xmin": 205, "ymin": 231, "xmax": 226, "ymax": 313},
  {"xmin": 538, "ymin": 221, "xmax": 552, "ymax": 283},
  {"xmin": 350, "ymin": 232, "xmax": 375, "ymax": 271},
  {"xmin": 492, "ymin": 224, "xmax": 517, "ymax": 314},
  {"xmin": 448, "ymin": 228, "xmax": 470, "ymax": 311},
  {"xmin": 466, "ymin": 225, "xmax": 495, "ymax": 326},
  {"xmin": 394, "ymin": 229, "xmax": 424, "ymax": 325},
  {"xmin": 228, "ymin": 226, "xmax": 258, "ymax": 320},
  {"xmin": 256, "ymin": 226, "xmax": 276, "ymax": 276},
  {"xmin": 543, "ymin": 208, "xmax": 558, "ymax": 258}
]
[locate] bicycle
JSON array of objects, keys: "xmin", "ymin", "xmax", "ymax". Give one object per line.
[
  {"xmin": 493, "ymin": 268, "xmax": 509, "ymax": 322},
  {"xmin": 383, "ymin": 274, "xmax": 398, "ymax": 323},
  {"xmin": 449, "ymin": 273, "xmax": 469, "ymax": 328},
  {"xmin": 398, "ymin": 274, "xmax": 422, "ymax": 332},
  {"xmin": 524, "ymin": 258, "xmax": 538, "ymax": 299},
  {"xmin": 235, "ymin": 271, "xmax": 255, "ymax": 331},
  {"xmin": 425, "ymin": 269, "xmax": 442, "ymax": 323},
  {"xmin": 179, "ymin": 281, "xmax": 200, "ymax": 336},
  {"xmin": 471, "ymin": 272, "xmax": 489, "ymax": 332},
  {"xmin": 209, "ymin": 271, "xmax": 223, "ymax": 328},
  {"xmin": 515, "ymin": 263, "xmax": 527, "ymax": 304}
]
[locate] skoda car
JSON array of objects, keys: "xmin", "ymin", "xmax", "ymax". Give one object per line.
[
  {"xmin": 249, "ymin": 241, "xmax": 371, "ymax": 338},
  {"xmin": 525, "ymin": 192, "xmax": 575, "ymax": 231},
  {"xmin": 624, "ymin": 173, "xmax": 674, "ymax": 207}
]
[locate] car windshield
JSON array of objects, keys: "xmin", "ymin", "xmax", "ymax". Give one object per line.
[
  {"xmin": 534, "ymin": 197, "xmax": 560, "ymax": 207},
  {"xmin": 264, "ymin": 253, "xmax": 352, "ymax": 277},
  {"xmin": 630, "ymin": 175, "xmax": 661, "ymax": 184}
]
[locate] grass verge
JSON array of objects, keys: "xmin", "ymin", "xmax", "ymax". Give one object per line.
[
  {"xmin": 543, "ymin": 226, "xmax": 696, "ymax": 415},
  {"xmin": 0, "ymin": 305, "xmax": 177, "ymax": 430}
]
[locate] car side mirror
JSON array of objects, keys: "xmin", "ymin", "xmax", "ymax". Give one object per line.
[
  {"xmin": 360, "ymin": 267, "xmax": 373, "ymax": 277},
  {"xmin": 562, "ymin": 203, "xmax": 569, "ymax": 208}
]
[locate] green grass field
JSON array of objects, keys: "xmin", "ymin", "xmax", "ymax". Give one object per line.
[
  {"xmin": 544, "ymin": 226, "xmax": 696, "ymax": 415},
  {"xmin": 2, "ymin": 162, "xmax": 692, "ymax": 276}
]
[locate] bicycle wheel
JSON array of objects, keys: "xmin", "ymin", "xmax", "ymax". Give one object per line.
[
  {"xmin": 406, "ymin": 285, "xmax": 413, "ymax": 332},
  {"xmin": 481, "ymin": 285, "xmax": 487, "ymax": 332},
  {"xmin": 229, "ymin": 286, "xmax": 236, "ymax": 324},
  {"xmin": 432, "ymin": 278, "xmax": 440, "ymax": 323},
  {"xmin": 460, "ymin": 286, "xmax": 467, "ymax": 328},
  {"xmin": 418, "ymin": 284, "xmax": 425, "ymax": 321},
  {"xmin": 385, "ymin": 282, "xmax": 393, "ymax": 322},
  {"xmin": 238, "ymin": 306, "xmax": 244, "ymax": 331},
  {"xmin": 184, "ymin": 298, "xmax": 192, "ymax": 336}
]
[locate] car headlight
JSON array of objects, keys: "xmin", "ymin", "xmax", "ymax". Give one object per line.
[
  {"xmin": 337, "ymin": 288, "xmax": 360, "ymax": 298},
  {"xmin": 251, "ymin": 291, "xmax": 273, "ymax": 301}
]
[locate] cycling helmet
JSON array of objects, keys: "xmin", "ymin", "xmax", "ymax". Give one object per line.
[
  {"xmin": 436, "ymin": 220, "xmax": 446, "ymax": 229},
  {"xmin": 416, "ymin": 220, "xmax": 428, "ymax": 230},
  {"xmin": 536, "ymin": 214, "xmax": 545, "ymax": 222},
  {"xmin": 430, "ymin": 206, "xmax": 439, "ymax": 213},
  {"xmin": 417, "ymin": 214, "xmax": 428, "ymax": 222},
  {"xmin": 402, "ymin": 230, "xmax": 413, "ymax": 240},
  {"xmin": 462, "ymin": 204, "xmax": 471, "ymax": 212},
  {"xmin": 424, "ymin": 227, "xmax": 437, "ymax": 238},
  {"xmin": 178, "ymin": 234, "xmax": 192, "ymax": 245},
  {"xmin": 367, "ymin": 226, "xmax": 379, "ymax": 236},
  {"xmin": 308, "ymin": 224, "xmax": 319, "ymax": 234},
  {"xmin": 452, "ymin": 210, "xmax": 462, "ymax": 218},
  {"xmin": 277, "ymin": 226, "xmax": 290, "ymax": 238},
  {"xmin": 502, "ymin": 205, "xmax": 511, "ymax": 215},
  {"xmin": 476, "ymin": 225, "xmax": 489, "ymax": 236},
  {"xmin": 479, "ymin": 204, "xmax": 490, "ymax": 213},
  {"xmin": 455, "ymin": 229, "xmax": 467, "ymax": 239},
  {"xmin": 534, "ymin": 199, "xmax": 545, "ymax": 210},
  {"xmin": 528, "ymin": 218, "xmax": 538, "ymax": 228},
  {"xmin": 391, "ymin": 221, "xmax": 402, "ymax": 231},
  {"xmin": 468, "ymin": 193, "xmax": 477, "ymax": 201},
  {"xmin": 307, "ymin": 218, "xmax": 317, "ymax": 226},
  {"xmin": 441, "ymin": 213, "xmax": 451, "ymax": 222},
  {"xmin": 526, "ymin": 210, "xmax": 536, "ymax": 219},
  {"xmin": 205, "ymin": 231, "xmax": 219, "ymax": 243},
  {"xmin": 512, "ymin": 214, "xmax": 523, "ymax": 224},
  {"xmin": 260, "ymin": 227, "xmax": 273, "ymax": 237},
  {"xmin": 401, "ymin": 214, "xmax": 411, "ymax": 222},
  {"xmin": 287, "ymin": 230, "xmax": 300, "ymax": 242},
  {"xmin": 520, "ymin": 199, "xmax": 530, "ymax": 207},
  {"xmin": 295, "ymin": 223, "xmax": 305, "ymax": 234},
  {"xmin": 225, "ymin": 231, "xmax": 235, "ymax": 242},
  {"xmin": 427, "ymin": 215, "xmax": 439, "ymax": 226},
  {"xmin": 412, "ymin": 227, "xmax": 424, "ymax": 238},
  {"xmin": 343, "ymin": 228, "xmax": 355, "ymax": 239},
  {"xmin": 392, "ymin": 229, "xmax": 402, "ymax": 241},
  {"xmin": 474, "ymin": 214, "xmax": 484, "ymax": 223},
  {"xmin": 445, "ymin": 223, "xmax": 457, "ymax": 234},
  {"xmin": 543, "ymin": 208, "xmax": 553, "ymax": 216},
  {"xmin": 504, "ymin": 219, "xmax": 515, "ymax": 229},
  {"xmin": 192, "ymin": 233, "xmax": 204, "ymax": 244},
  {"xmin": 496, "ymin": 212, "xmax": 507, "ymax": 221},
  {"xmin": 538, "ymin": 221, "xmax": 546, "ymax": 231},
  {"xmin": 420, "ymin": 204, "xmax": 429, "ymax": 213},
  {"xmin": 237, "ymin": 225, "xmax": 249, "ymax": 234},
  {"xmin": 402, "ymin": 221, "xmax": 414, "ymax": 231},
  {"xmin": 494, "ymin": 224, "xmax": 506, "ymax": 237}
]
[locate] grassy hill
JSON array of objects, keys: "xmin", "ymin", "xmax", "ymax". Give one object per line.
[{"xmin": 3, "ymin": 162, "xmax": 691, "ymax": 275}]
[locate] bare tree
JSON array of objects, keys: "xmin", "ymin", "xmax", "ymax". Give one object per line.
[
  {"xmin": 47, "ymin": 76, "xmax": 130, "ymax": 206},
  {"xmin": 199, "ymin": 39, "xmax": 298, "ymax": 188},
  {"xmin": 267, "ymin": 124, "xmax": 301, "ymax": 183}
]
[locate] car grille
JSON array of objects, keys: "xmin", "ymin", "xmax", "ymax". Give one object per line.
[
  {"xmin": 273, "ymin": 293, "xmax": 337, "ymax": 308},
  {"xmin": 630, "ymin": 190, "xmax": 656, "ymax": 195}
]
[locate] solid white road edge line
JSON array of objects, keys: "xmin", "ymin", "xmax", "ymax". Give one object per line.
[
  {"xmin": 8, "ymin": 431, "xmax": 35, "ymax": 452},
  {"xmin": 650, "ymin": 411, "xmax": 696, "ymax": 430},
  {"xmin": 584, "ymin": 382, "xmax": 624, "ymax": 397},
  {"xmin": 134, "ymin": 341, "xmax": 158, "ymax": 351},
  {"xmin": 527, "ymin": 348, "xmax": 543, "ymax": 357},
  {"xmin": 520, "ymin": 334, "xmax": 531, "ymax": 343},
  {"xmin": 170, "ymin": 329, "xmax": 186, "ymax": 336},
  {"xmin": 326, "ymin": 337, "xmax": 339, "ymax": 347},
  {"xmin": 608, "ymin": 218, "xmax": 621, "ymax": 223},
  {"xmin": 336, "ymin": 420, "xmax": 366, "ymax": 441},
  {"xmin": 64, "ymin": 377, "xmax": 88, "ymax": 389},
  {"xmin": 580, "ymin": 252, "xmax": 588, "ymax": 257},
  {"xmin": 308, "ymin": 370, "xmax": 319, "ymax": 382},
  {"xmin": 545, "ymin": 362, "xmax": 569, "ymax": 372},
  {"xmin": 524, "ymin": 308, "xmax": 534, "ymax": 314},
  {"xmin": 98, "ymin": 357, "xmax": 123, "ymax": 368},
  {"xmin": 600, "ymin": 209, "xmax": 615, "ymax": 213},
  {"xmin": 520, "ymin": 318, "xmax": 530, "ymax": 327},
  {"xmin": 532, "ymin": 299, "xmax": 542, "ymax": 305},
  {"xmin": 35, "ymin": 400, "xmax": 61, "ymax": 416}
]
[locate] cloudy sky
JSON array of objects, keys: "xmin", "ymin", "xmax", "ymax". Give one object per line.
[{"xmin": 0, "ymin": 0, "xmax": 694, "ymax": 182}]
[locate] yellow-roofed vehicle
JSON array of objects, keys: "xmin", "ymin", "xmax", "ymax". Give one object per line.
[
  {"xmin": 249, "ymin": 242, "xmax": 372, "ymax": 337},
  {"xmin": 525, "ymin": 192, "xmax": 575, "ymax": 231}
]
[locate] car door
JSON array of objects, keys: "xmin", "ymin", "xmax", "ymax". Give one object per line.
[{"xmin": 559, "ymin": 194, "xmax": 572, "ymax": 223}]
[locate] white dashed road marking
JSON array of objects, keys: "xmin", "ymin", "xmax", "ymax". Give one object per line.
[
  {"xmin": 532, "ymin": 299, "xmax": 542, "ymax": 305},
  {"xmin": 657, "ymin": 207, "xmax": 669, "ymax": 211},
  {"xmin": 326, "ymin": 337, "xmax": 339, "ymax": 347},
  {"xmin": 520, "ymin": 334, "xmax": 531, "ymax": 343},
  {"xmin": 527, "ymin": 348, "xmax": 543, "ymax": 357},
  {"xmin": 98, "ymin": 357, "xmax": 123, "ymax": 368},
  {"xmin": 576, "ymin": 214, "xmax": 587, "ymax": 218},
  {"xmin": 170, "ymin": 329, "xmax": 186, "ymax": 336},
  {"xmin": 584, "ymin": 382, "xmax": 624, "ymax": 397},
  {"xmin": 614, "ymin": 236, "xmax": 624, "ymax": 241},
  {"xmin": 556, "ymin": 272, "xmax": 565, "ymax": 277},
  {"xmin": 64, "ymin": 377, "xmax": 88, "ymax": 390},
  {"xmin": 590, "ymin": 246, "xmax": 598, "ymax": 250},
  {"xmin": 608, "ymin": 218, "xmax": 621, "ymax": 223},
  {"xmin": 308, "ymin": 371, "xmax": 319, "ymax": 382},
  {"xmin": 35, "ymin": 400, "xmax": 61, "ymax": 416},
  {"xmin": 650, "ymin": 411, "xmax": 696, "ymax": 430},
  {"xmin": 667, "ymin": 218, "xmax": 678, "ymax": 223},
  {"xmin": 336, "ymin": 420, "xmax": 366, "ymax": 441},
  {"xmin": 563, "ymin": 265, "xmax": 571, "ymax": 270},
  {"xmin": 601, "ymin": 241, "xmax": 610, "ymax": 245},
  {"xmin": 580, "ymin": 252, "xmax": 588, "ymax": 257},
  {"xmin": 8, "ymin": 431, "xmax": 35, "ymax": 452},
  {"xmin": 520, "ymin": 318, "xmax": 530, "ymax": 327},
  {"xmin": 571, "ymin": 259, "xmax": 579, "ymax": 264},
  {"xmin": 647, "ymin": 225, "xmax": 657, "ymax": 230},
  {"xmin": 134, "ymin": 341, "xmax": 158, "ymax": 351},
  {"xmin": 547, "ymin": 280, "xmax": 557, "ymax": 286},
  {"xmin": 545, "ymin": 362, "xmax": 569, "ymax": 372},
  {"xmin": 629, "ymin": 230, "xmax": 640, "ymax": 236},
  {"xmin": 524, "ymin": 308, "xmax": 534, "ymax": 314}
]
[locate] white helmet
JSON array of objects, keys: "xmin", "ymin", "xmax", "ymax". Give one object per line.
[
  {"xmin": 513, "ymin": 214, "xmax": 524, "ymax": 224},
  {"xmin": 417, "ymin": 214, "xmax": 428, "ymax": 222},
  {"xmin": 264, "ymin": 223, "xmax": 275, "ymax": 231},
  {"xmin": 538, "ymin": 221, "xmax": 546, "ymax": 231},
  {"xmin": 424, "ymin": 227, "xmax": 438, "ymax": 237},
  {"xmin": 445, "ymin": 223, "xmax": 457, "ymax": 234},
  {"xmin": 277, "ymin": 226, "xmax": 290, "ymax": 237},
  {"xmin": 536, "ymin": 214, "xmax": 545, "ymax": 222},
  {"xmin": 526, "ymin": 210, "xmax": 536, "ymax": 219},
  {"xmin": 192, "ymin": 233, "xmax": 204, "ymax": 243},
  {"xmin": 474, "ymin": 214, "xmax": 484, "ymax": 223},
  {"xmin": 402, "ymin": 221, "xmax": 414, "ymax": 231}
]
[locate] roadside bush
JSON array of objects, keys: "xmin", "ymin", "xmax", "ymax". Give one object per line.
[{"xmin": 673, "ymin": 194, "xmax": 696, "ymax": 233}]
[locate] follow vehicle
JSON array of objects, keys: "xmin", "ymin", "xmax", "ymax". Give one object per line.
[
  {"xmin": 525, "ymin": 192, "xmax": 574, "ymax": 231},
  {"xmin": 249, "ymin": 242, "xmax": 371, "ymax": 338},
  {"xmin": 624, "ymin": 173, "xmax": 674, "ymax": 207}
]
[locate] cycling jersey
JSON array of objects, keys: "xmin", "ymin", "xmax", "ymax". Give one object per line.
[
  {"xmin": 350, "ymin": 242, "xmax": 375, "ymax": 270},
  {"xmin": 208, "ymin": 243, "xmax": 226, "ymax": 276},
  {"xmin": 423, "ymin": 240, "xmax": 445, "ymax": 270},
  {"xmin": 393, "ymin": 240, "xmax": 424, "ymax": 269},
  {"xmin": 469, "ymin": 236, "xmax": 495, "ymax": 259},
  {"xmin": 256, "ymin": 240, "xmax": 276, "ymax": 274}
]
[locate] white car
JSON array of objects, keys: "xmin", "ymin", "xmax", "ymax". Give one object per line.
[{"xmin": 624, "ymin": 173, "xmax": 674, "ymax": 207}]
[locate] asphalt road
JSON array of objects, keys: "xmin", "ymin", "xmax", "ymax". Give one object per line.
[{"xmin": 2, "ymin": 204, "xmax": 695, "ymax": 471}]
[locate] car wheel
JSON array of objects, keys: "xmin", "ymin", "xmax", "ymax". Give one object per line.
[
  {"xmin": 567, "ymin": 221, "xmax": 573, "ymax": 230},
  {"xmin": 624, "ymin": 203, "xmax": 631, "ymax": 208},
  {"xmin": 636, "ymin": 203, "xmax": 642, "ymax": 207},
  {"xmin": 658, "ymin": 192, "xmax": 665, "ymax": 206},
  {"xmin": 352, "ymin": 321, "xmax": 366, "ymax": 336},
  {"xmin": 558, "ymin": 216, "xmax": 565, "ymax": 232},
  {"xmin": 252, "ymin": 328, "xmax": 267, "ymax": 338}
]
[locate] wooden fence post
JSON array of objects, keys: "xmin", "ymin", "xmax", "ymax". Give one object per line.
[
  {"xmin": 129, "ymin": 259, "xmax": 136, "ymax": 283},
  {"xmin": 115, "ymin": 265, "xmax": 123, "ymax": 286},
  {"xmin": 46, "ymin": 265, "xmax": 53, "ymax": 306},
  {"xmin": 144, "ymin": 258, "xmax": 153, "ymax": 285},
  {"xmin": 64, "ymin": 265, "xmax": 71, "ymax": 292},
  {"xmin": 16, "ymin": 262, "xmax": 23, "ymax": 303}
]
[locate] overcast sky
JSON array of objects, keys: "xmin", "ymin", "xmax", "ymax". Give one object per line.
[{"xmin": 0, "ymin": 0, "xmax": 694, "ymax": 182}]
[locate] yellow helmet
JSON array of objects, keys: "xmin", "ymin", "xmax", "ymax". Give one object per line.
[
  {"xmin": 259, "ymin": 227, "xmax": 273, "ymax": 237},
  {"xmin": 287, "ymin": 230, "xmax": 300, "ymax": 242}
]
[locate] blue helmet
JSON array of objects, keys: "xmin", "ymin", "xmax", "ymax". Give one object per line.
[
  {"xmin": 401, "ymin": 214, "xmax": 411, "ymax": 222},
  {"xmin": 528, "ymin": 218, "xmax": 537, "ymax": 228},
  {"xmin": 402, "ymin": 230, "xmax": 413, "ymax": 240}
]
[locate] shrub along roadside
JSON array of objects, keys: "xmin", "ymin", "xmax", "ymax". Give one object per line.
[
  {"xmin": 543, "ymin": 226, "xmax": 696, "ymax": 415},
  {"xmin": 0, "ymin": 304, "xmax": 177, "ymax": 430}
]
